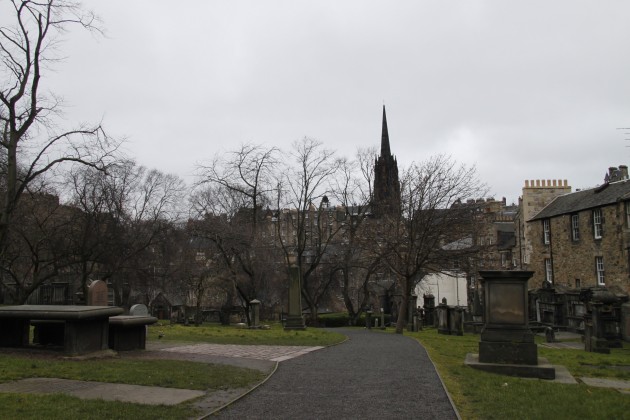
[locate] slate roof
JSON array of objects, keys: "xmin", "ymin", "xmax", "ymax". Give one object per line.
[{"xmin": 530, "ymin": 179, "xmax": 630, "ymax": 221}]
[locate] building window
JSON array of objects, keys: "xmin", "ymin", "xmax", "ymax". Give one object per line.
[
  {"xmin": 501, "ymin": 252, "xmax": 509, "ymax": 268},
  {"xmin": 543, "ymin": 219, "xmax": 551, "ymax": 244},
  {"xmin": 595, "ymin": 256, "xmax": 605, "ymax": 285},
  {"xmin": 571, "ymin": 214, "xmax": 579, "ymax": 241},
  {"xmin": 593, "ymin": 209, "xmax": 603, "ymax": 239},
  {"xmin": 626, "ymin": 202, "xmax": 630, "ymax": 227},
  {"xmin": 544, "ymin": 258, "xmax": 553, "ymax": 283}
]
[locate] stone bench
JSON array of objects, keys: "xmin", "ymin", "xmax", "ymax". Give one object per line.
[{"xmin": 108, "ymin": 315, "xmax": 158, "ymax": 351}]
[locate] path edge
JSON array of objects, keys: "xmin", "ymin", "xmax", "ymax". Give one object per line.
[
  {"xmin": 412, "ymin": 337, "xmax": 462, "ymax": 420},
  {"xmin": 198, "ymin": 331, "xmax": 350, "ymax": 419}
]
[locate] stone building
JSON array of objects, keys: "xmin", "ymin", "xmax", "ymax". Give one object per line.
[
  {"xmin": 514, "ymin": 179, "xmax": 572, "ymax": 271},
  {"xmin": 527, "ymin": 166, "xmax": 630, "ymax": 293}
]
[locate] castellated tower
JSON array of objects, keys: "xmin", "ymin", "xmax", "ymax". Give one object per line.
[{"xmin": 515, "ymin": 179, "xmax": 571, "ymax": 270}]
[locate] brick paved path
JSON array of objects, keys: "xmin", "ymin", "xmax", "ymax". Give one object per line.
[{"xmin": 160, "ymin": 343, "xmax": 324, "ymax": 362}]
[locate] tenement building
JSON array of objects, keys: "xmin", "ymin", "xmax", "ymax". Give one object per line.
[{"xmin": 527, "ymin": 166, "xmax": 630, "ymax": 293}]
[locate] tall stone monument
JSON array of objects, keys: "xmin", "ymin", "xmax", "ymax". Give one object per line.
[
  {"xmin": 284, "ymin": 265, "xmax": 306, "ymax": 330},
  {"xmin": 465, "ymin": 270, "xmax": 555, "ymax": 379},
  {"xmin": 250, "ymin": 299, "xmax": 261, "ymax": 328}
]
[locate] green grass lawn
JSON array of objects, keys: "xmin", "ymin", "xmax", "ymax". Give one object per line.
[
  {"xmin": 147, "ymin": 321, "xmax": 347, "ymax": 346},
  {"xmin": 411, "ymin": 329, "xmax": 630, "ymax": 420},
  {"xmin": 0, "ymin": 322, "xmax": 345, "ymax": 419}
]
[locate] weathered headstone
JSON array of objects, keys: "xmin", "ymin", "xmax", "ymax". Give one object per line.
[
  {"xmin": 545, "ymin": 326, "xmax": 556, "ymax": 343},
  {"xmin": 250, "ymin": 299, "xmax": 261, "ymax": 328},
  {"xmin": 407, "ymin": 295, "xmax": 418, "ymax": 329},
  {"xmin": 437, "ymin": 299, "xmax": 449, "ymax": 335},
  {"xmin": 449, "ymin": 307, "xmax": 464, "ymax": 336},
  {"xmin": 423, "ymin": 294, "xmax": 435, "ymax": 326},
  {"xmin": 130, "ymin": 304, "xmax": 148, "ymax": 316},
  {"xmin": 87, "ymin": 280, "xmax": 108, "ymax": 306},
  {"xmin": 380, "ymin": 308, "xmax": 386, "ymax": 329}
]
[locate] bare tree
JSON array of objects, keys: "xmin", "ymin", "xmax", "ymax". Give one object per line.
[
  {"xmin": 327, "ymin": 148, "xmax": 381, "ymax": 324},
  {"xmin": 379, "ymin": 154, "xmax": 486, "ymax": 334},
  {"xmin": 0, "ymin": 0, "xmax": 118, "ymax": 260},
  {"xmin": 0, "ymin": 188, "xmax": 78, "ymax": 303},
  {"xmin": 194, "ymin": 144, "xmax": 281, "ymax": 324},
  {"xmin": 69, "ymin": 161, "xmax": 185, "ymax": 308},
  {"xmin": 275, "ymin": 137, "xmax": 341, "ymax": 326},
  {"xmin": 198, "ymin": 143, "xmax": 278, "ymax": 231}
]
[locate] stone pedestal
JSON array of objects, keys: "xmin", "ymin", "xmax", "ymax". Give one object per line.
[
  {"xmin": 250, "ymin": 299, "xmax": 261, "ymax": 328},
  {"xmin": 437, "ymin": 301, "xmax": 450, "ymax": 335},
  {"xmin": 466, "ymin": 270, "xmax": 555, "ymax": 379},
  {"xmin": 585, "ymin": 302, "xmax": 610, "ymax": 353},
  {"xmin": 284, "ymin": 266, "xmax": 306, "ymax": 330},
  {"xmin": 622, "ymin": 302, "xmax": 630, "ymax": 342},
  {"xmin": 423, "ymin": 294, "xmax": 435, "ymax": 326},
  {"xmin": 449, "ymin": 307, "xmax": 464, "ymax": 336},
  {"xmin": 366, "ymin": 310, "xmax": 373, "ymax": 330},
  {"xmin": 407, "ymin": 295, "xmax": 417, "ymax": 330}
]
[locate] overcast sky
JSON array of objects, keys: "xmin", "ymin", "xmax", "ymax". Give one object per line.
[{"xmin": 17, "ymin": 1, "xmax": 630, "ymax": 204}]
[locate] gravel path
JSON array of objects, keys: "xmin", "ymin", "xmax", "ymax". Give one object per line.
[{"xmin": 215, "ymin": 329, "xmax": 458, "ymax": 420}]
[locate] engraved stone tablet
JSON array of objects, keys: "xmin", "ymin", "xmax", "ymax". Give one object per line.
[{"xmin": 87, "ymin": 280, "xmax": 108, "ymax": 306}]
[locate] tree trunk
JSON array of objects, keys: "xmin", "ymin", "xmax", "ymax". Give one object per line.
[
  {"xmin": 395, "ymin": 276, "xmax": 411, "ymax": 334},
  {"xmin": 341, "ymin": 268, "xmax": 358, "ymax": 324}
]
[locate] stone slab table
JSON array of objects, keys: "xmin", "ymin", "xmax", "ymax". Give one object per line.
[
  {"xmin": 0, "ymin": 305, "xmax": 123, "ymax": 355},
  {"xmin": 108, "ymin": 315, "xmax": 158, "ymax": 351}
]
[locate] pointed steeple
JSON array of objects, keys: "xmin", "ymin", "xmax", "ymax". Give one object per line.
[
  {"xmin": 381, "ymin": 105, "xmax": 391, "ymax": 157},
  {"xmin": 373, "ymin": 105, "xmax": 401, "ymax": 218}
]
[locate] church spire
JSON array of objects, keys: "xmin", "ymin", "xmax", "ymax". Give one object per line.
[
  {"xmin": 381, "ymin": 105, "xmax": 391, "ymax": 158},
  {"xmin": 373, "ymin": 105, "xmax": 400, "ymax": 218}
]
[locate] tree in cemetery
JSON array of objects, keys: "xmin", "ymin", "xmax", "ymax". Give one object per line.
[
  {"xmin": 274, "ymin": 137, "xmax": 342, "ymax": 326},
  {"xmin": 327, "ymin": 148, "xmax": 382, "ymax": 325},
  {"xmin": 0, "ymin": 1, "xmax": 118, "ymax": 293},
  {"xmin": 64, "ymin": 165, "xmax": 121, "ymax": 300},
  {"xmin": 0, "ymin": 183, "xmax": 80, "ymax": 303},
  {"xmin": 378, "ymin": 154, "xmax": 486, "ymax": 334},
  {"xmin": 194, "ymin": 144, "xmax": 280, "ymax": 324},
  {"xmin": 67, "ymin": 160, "xmax": 185, "ymax": 308}
]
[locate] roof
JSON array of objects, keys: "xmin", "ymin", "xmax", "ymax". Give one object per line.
[{"xmin": 530, "ymin": 179, "xmax": 630, "ymax": 221}]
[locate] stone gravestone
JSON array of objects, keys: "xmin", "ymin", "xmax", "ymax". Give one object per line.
[
  {"xmin": 250, "ymin": 299, "xmax": 261, "ymax": 328},
  {"xmin": 130, "ymin": 304, "xmax": 148, "ymax": 316},
  {"xmin": 437, "ymin": 298, "xmax": 449, "ymax": 335},
  {"xmin": 449, "ymin": 307, "xmax": 464, "ymax": 336},
  {"xmin": 87, "ymin": 280, "xmax": 108, "ymax": 306}
]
